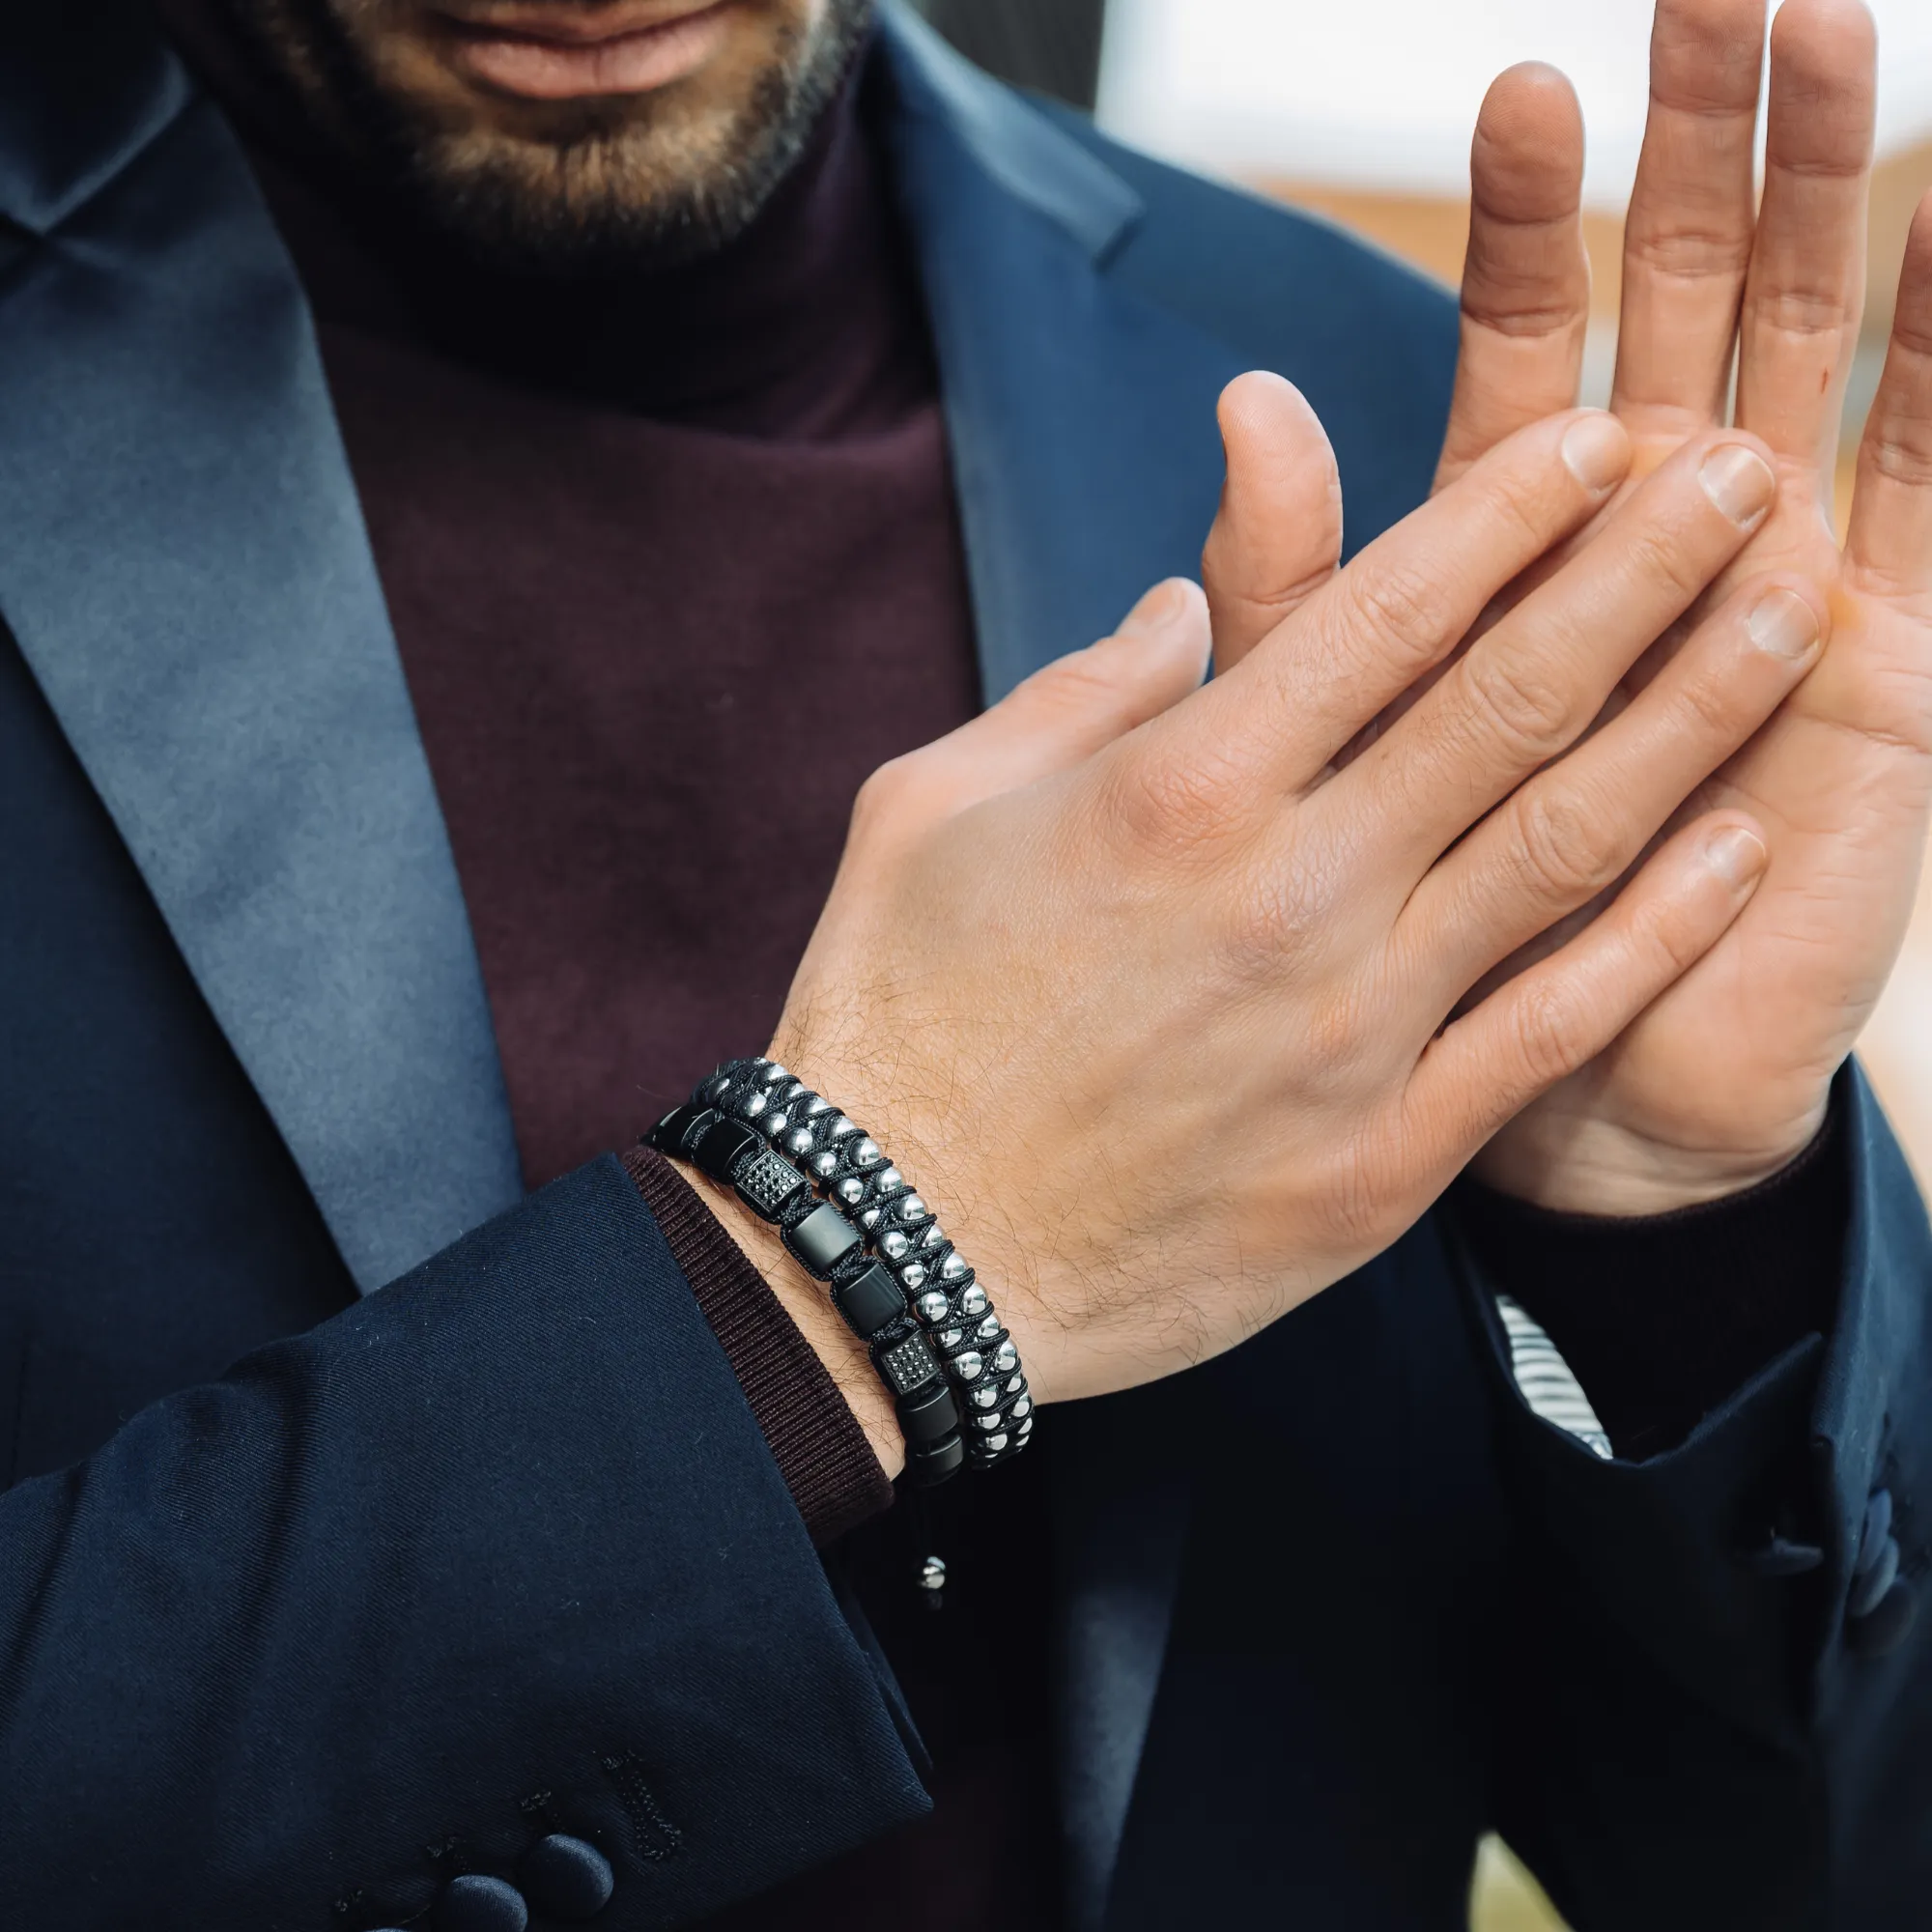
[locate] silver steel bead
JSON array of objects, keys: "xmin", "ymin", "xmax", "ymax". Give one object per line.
[
  {"xmin": 854, "ymin": 1138, "xmax": 882, "ymax": 1167},
  {"xmin": 786, "ymin": 1128, "xmax": 813, "ymax": 1155},
  {"xmin": 807, "ymin": 1095, "xmax": 834, "ymax": 1117},
  {"xmin": 922, "ymin": 1222, "xmax": 947, "ymax": 1248},
  {"xmin": 919, "ymin": 1556, "xmax": 948, "ymax": 1593},
  {"xmin": 861, "ymin": 1208, "xmax": 881, "ymax": 1230},
  {"xmin": 881, "ymin": 1231, "xmax": 911, "ymax": 1261},
  {"xmin": 918, "ymin": 1291, "xmax": 951, "ymax": 1322},
  {"xmin": 950, "ymin": 1350, "xmax": 984, "ymax": 1382},
  {"xmin": 1012, "ymin": 1396, "xmax": 1033, "ymax": 1419},
  {"xmin": 877, "ymin": 1168, "xmax": 903, "ymax": 1194},
  {"xmin": 830, "ymin": 1116, "xmax": 859, "ymax": 1138},
  {"xmin": 1007, "ymin": 1374, "xmax": 1025, "ymax": 1394},
  {"xmin": 740, "ymin": 1091, "xmax": 769, "ymax": 1119},
  {"xmin": 762, "ymin": 1064, "xmax": 788, "ymax": 1084},
  {"xmin": 816, "ymin": 1151, "xmax": 841, "ymax": 1179},
  {"xmin": 940, "ymin": 1254, "xmax": 968, "ymax": 1281},
  {"xmin": 1016, "ymin": 1415, "xmax": 1034, "ymax": 1435},
  {"xmin": 972, "ymin": 1384, "xmax": 1001, "ymax": 1409},
  {"xmin": 977, "ymin": 1411, "xmax": 1006, "ymax": 1432},
  {"xmin": 939, "ymin": 1328, "xmax": 965, "ymax": 1350},
  {"xmin": 764, "ymin": 1113, "xmax": 789, "ymax": 1136},
  {"xmin": 900, "ymin": 1195, "xmax": 927, "ymax": 1222},
  {"xmin": 899, "ymin": 1264, "xmax": 927, "ymax": 1291},
  {"xmin": 994, "ymin": 1341, "xmax": 1019, "ymax": 1374},
  {"xmin": 837, "ymin": 1177, "xmax": 865, "ymax": 1204},
  {"xmin": 959, "ymin": 1285, "xmax": 989, "ymax": 1317},
  {"xmin": 977, "ymin": 1314, "xmax": 1001, "ymax": 1340},
  {"xmin": 980, "ymin": 1432, "xmax": 1009, "ymax": 1454},
  {"xmin": 711, "ymin": 1077, "xmax": 732, "ymax": 1101},
  {"xmin": 783, "ymin": 1081, "xmax": 807, "ymax": 1102}
]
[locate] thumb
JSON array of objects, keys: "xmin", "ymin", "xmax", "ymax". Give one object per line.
[
  {"xmin": 910, "ymin": 578, "xmax": 1211, "ymax": 815},
  {"xmin": 1204, "ymin": 372, "xmax": 1345, "ymax": 674}
]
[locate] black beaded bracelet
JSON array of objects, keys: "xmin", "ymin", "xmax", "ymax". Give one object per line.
[{"xmin": 648, "ymin": 1058, "xmax": 1033, "ymax": 1482}]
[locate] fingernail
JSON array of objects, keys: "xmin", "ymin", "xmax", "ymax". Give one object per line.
[
  {"xmin": 1117, "ymin": 579, "xmax": 1191, "ymax": 637},
  {"xmin": 1701, "ymin": 824, "xmax": 1768, "ymax": 889},
  {"xmin": 1746, "ymin": 586, "xmax": 1821, "ymax": 661},
  {"xmin": 1699, "ymin": 444, "xmax": 1776, "ymax": 527},
  {"xmin": 1561, "ymin": 412, "xmax": 1629, "ymax": 493}
]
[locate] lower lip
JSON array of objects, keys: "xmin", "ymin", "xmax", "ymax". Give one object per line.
[{"xmin": 440, "ymin": 3, "xmax": 736, "ymax": 99}]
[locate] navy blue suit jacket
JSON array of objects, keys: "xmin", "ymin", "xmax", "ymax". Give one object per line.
[{"xmin": 1, "ymin": 6, "xmax": 1928, "ymax": 1926}]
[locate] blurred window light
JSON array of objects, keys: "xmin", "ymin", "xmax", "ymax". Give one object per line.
[{"xmin": 1097, "ymin": 0, "xmax": 1932, "ymax": 206}]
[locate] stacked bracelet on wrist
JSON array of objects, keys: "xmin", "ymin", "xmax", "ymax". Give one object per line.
[{"xmin": 648, "ymin": 1057, "xmax": 1033, "ymax": 1486}]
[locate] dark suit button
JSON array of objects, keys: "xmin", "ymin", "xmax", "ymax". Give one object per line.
[
  {"xmin": 1861, "ymin": 1487, "xmax": 1894, "ymax": 1561},
  {"xmin": 1849, "ymin": 1536, "xmax": 1901, "ymax": 1621},
  {"xmin": 1848, "ymin": 1578, "xmax": 1918, "ymax": 1659},
  {"xmin": 438, "ymin": 1874, "xmax": 528, "ymax": 1932},
  {"xmin": 519, "ymin": 1833, "xmax": 615, "ymax": 1920},
  {"xmin": 1746, "ymin": 1535, "xmax": 1825, "ymax": 1578}
]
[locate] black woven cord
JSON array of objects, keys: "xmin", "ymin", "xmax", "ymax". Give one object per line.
[{"xmin": 696, "ymin": 1058, "xmax": 1034, "ymax": 1470}]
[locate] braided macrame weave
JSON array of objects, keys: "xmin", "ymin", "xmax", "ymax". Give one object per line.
[{"xmin": 702, "ymin": 1058, "xmax": 1034, "ymax": 1470}]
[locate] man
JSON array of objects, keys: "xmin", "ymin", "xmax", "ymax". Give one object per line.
[{"xmin": 0, "ymin": 1, "xmax": 1928, "ymax": 1928}]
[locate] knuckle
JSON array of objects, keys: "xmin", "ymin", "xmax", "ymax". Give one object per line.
[
  {"xmin": 851, "ymin": 755, "xmax": 915, "ymax": 838},
  {"xmin": 1668, "ymin": 661, "xmax": 1749, "ymax": 742},
  {"xmin": 1223, "ymin": 838, "xmax": 1347, "ymax": 976},
  {"xmin": 1457, "ymin": 645, "xmax": 1579, "ymax": 765},
  {"xmin": 1101, "ymin": 737, "xmax": 1240, "ymax": 856},
  {"xmin": 1743, "ymin": 285, "xmax": 1856, "ymax": 346},
  {"xmin": 1336, "ymin": 561, "xmax": 1443, "ymax": 660},
  {"xmin": 1632, "ymin": 892, "xmax": 1710, "ymax": 980},
  {"xmin": 1620, "ymin": 521, "xmax": 1711, "ymax": 605},
  {"xmin": 1026, "ymin": 647, "xmax": 1128, "ymax": 723},
  {"xmin": 1476, "ymin": 460, "xmax": 1561, "ymax": 552},
  {"xmin": 1509, "ymin": 979, "xmax": 1591, "ymax": 1090},
  {"xmin": 1511, "ymin": 784, "xmax": 1627, "ymax": 902},
  {"xmin": 1623, "ymin": 221, "xmax": 1754, "ymax": 285}
]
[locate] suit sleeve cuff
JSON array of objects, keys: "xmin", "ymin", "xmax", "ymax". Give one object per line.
[
  {"xmin": 622, "ymin": 1144, "xmax": 893, "ymax": 1545},
  {"xmin": 1450, "ymin": 1094, "xmax": 1848, "ymax": 1460}
]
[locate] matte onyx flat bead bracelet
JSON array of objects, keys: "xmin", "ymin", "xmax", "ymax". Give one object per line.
[{"xmin": 648, "ymin": 1058, "xmax": 1033, "ymax": 1484}]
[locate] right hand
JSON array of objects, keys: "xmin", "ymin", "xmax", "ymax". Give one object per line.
[{"xmin": 760, "ymin": 392, "xmax": 1824, "ymax": 1425}]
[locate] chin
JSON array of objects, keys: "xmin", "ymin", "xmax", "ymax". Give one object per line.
[{"xmin": 259, "ymin": 0, "xmax": 863, "ymax": 270}]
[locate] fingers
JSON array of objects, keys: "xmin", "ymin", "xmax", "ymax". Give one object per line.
[
  {"xmin": 876, "ymin": 581, "xmax": 1210, "ymax": 829},
  {"xmin": 1734, "ymin": 0, "xmax": 1876, "ymax": 469},
  {"xmin": 1335, "ymin": 430, "xmax": 1778, "ymax": 883},
  {"xmin": 1203, "ymin": 373, "xmax": 1345, "ymax": 675},
  {"xmin": 1405, "ymin": 574, "xmax": 1827, "ymax": 999},
  {"xmin": 1197, "ymin": 409, "xmax": 1634, "ymax": 792},
  {"xmin": 1410, "ymin": 812, "xmax": 1767, "ymax": 1156},
  {"xmin": 1846, "ymin": 191, "xmax": 1932, "ymax": 599},
  {"xmin": 1610, "ymin": 0, "xmax": 1767, "ymax": 436},
  {"xmin": 1433, "ymin": 65, "xmax": 1591, "ymax": 493}
]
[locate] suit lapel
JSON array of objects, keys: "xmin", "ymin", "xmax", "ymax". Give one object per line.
[
  {"xmin": 878, "ymin": 8, "xmax": 1250, "ymax": 700},
  {"xmin": 0, "ymin": 8, "xmax": 523, "ymax": 1293},
  {"xmin": 879, "ymin": 14, "xmax": 1241, "ymax": 1918}
]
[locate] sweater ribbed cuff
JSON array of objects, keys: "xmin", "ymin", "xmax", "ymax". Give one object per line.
[{"xmin": 622, "ymin": 1143, "xmax": 893, "ymax": 1545}]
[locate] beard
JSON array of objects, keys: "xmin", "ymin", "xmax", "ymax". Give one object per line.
[{"xmin": 216, "ymin": 0, "xmax": 876, "ymax": 274}]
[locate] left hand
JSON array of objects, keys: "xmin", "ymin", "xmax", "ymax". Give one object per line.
[{"xmin": 1209, "ymin": 0, "xmax": 1932, "ymax": 1213}]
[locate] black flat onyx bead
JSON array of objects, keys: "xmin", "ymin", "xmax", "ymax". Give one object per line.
[
  {"xmin": 909, "ymin": 1433, "xmax": 966, "ymax": 1484},
  {"xmin": 833, "ymin": 1261, "xmax": 907, "ymax": 1339},
  {"xmin": 691, "ymin": 1115, "xmax": 762, "ymax": 1185},
  {"xmin": 518, "ymin": 1833, "xmax": 616, "ymax": 1921},
  {"xmin": 783, "ymin": 1202, "xmax": 864, "ymax": 1277},
  {"xmin": 437, "ymin": 1874, "xmax": 528, "ymax": 1932},
  {"xmin": 897, "ymin": 1378, "xmax": 961, "ymax": 1445}
]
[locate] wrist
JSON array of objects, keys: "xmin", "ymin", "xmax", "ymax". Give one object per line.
[
  {"xmin": 700, "ymin": 1179, "xmax": 907, "ymax": 1480},
  {"xmin": 1471, "ymin": 1098, "xmax": 1830, "ymax": 1215}
]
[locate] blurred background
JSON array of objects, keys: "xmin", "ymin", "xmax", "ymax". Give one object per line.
[{"xmin": 913, "ymin": 2, "xmax": 1932, "ymax": 1926}]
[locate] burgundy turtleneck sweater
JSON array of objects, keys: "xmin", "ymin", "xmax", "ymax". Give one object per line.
[{"xmin": 154, "ymin": 6, "xmax": 1844, "ymax": 1926}]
